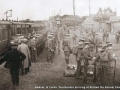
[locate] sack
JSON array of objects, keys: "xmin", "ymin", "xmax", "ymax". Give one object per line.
[
  {"xmin": 4, "ymin": 62, "xmax": 13, "ymax": 69},
  {"xmin": 72, "ymin": 46, "xmax": 78, "ymax": 55},
  {"xmin": 63, "ymin": 69, "xmax": 76, "ymax": 77},
  {"xmin": 100, "ymin": 51, "xmax": 109, "ymax": 62}
]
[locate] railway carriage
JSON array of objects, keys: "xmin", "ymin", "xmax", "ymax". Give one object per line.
[
  {"xmin": 0, "ymin": 20, "xmax": 47, "ymax": 59},
  {"xmin": 0, "ymin": 21, "xmax": 12, "ymax": 57}
]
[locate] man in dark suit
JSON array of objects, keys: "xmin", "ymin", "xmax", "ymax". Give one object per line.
[{"xmin": 0, "ymin": 44, "xmax": 26, "ymax": 88}]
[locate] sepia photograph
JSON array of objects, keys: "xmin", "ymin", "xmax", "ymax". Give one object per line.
[{"xmin": 0, "ymin": 0, "xmax": 120, "ymax": 90}]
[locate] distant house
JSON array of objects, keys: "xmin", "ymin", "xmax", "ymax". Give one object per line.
[
  {"xmin": 109, "ymin": 16, "xmax": 120, "ymax": 32},
  {"xmin": 94, "ymin": 7, "xmax": 116, "ymax": 22},
  {"xmin": 82, "ymin": 17, "xmax": 99, "ymax": 32},
  {"xmin": 61, "ymin": 15, "xmax": 81, "ymax": 27}
]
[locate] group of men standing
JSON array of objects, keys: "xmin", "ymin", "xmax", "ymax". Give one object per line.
[{"xmin": 62, "ymin": 30, "xmax": 117, "ymax": 85}]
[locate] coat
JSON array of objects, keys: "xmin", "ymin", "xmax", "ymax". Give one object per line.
[
  {"xmin": 17, "ymin": 43, "xmax": 31, "ymax": 68},
  {"xmin": 62, "ymin": 38, "xmax": 71, "ymax": 52},
  {"xmin": 0, "ymin": 49, "xmax": 26, "ymax": 69}
]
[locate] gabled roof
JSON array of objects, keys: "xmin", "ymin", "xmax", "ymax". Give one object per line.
[{"xmin": 83, "ymin": 17, "xmax": 96, "ymax": 24}]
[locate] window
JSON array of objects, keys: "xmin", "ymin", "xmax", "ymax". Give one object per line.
[{"xmin": 2, "ymin": 27, "xmax": 5, "ymax": 40}]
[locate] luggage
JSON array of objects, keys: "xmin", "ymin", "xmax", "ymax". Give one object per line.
[{"xmin": 63, "ymin": 64, "xmax": 77, "ymax": 77}]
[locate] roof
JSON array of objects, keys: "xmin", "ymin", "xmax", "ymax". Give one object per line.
[
  {"xmin": 31, "ymin": 23, "xmax": 41, "ymax": 27},
  {"xmin": 11, "ymin": 22, "xmax": 28, "ymax": 25},
  {"xmin": 109, "ymin": 16, "xmax": 120, "ymax": 22},
  {"xmin": 83, "ymin": 17, "xmax": 97, "ymax": 24},
  {"xmin": 0, "ymin": 21, "xmax": 11, "ymax": 24}
]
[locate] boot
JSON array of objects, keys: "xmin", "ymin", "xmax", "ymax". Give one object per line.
[{"xmin": 25, "ymin": 68, "xmax": 28, "ymax": 75}]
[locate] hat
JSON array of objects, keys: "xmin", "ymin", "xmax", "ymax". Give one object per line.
[
  {"xmin": 47, "ymin": 34, "xmax": 53, "ymax": 37},
  {"xmin": 84, "ymin": 42, "xmax": 90, "ymax": 44},
  {"xmin": 79, "ymin": 38, "xmax": 85, "ymax": 41},
  {"xmin": 20, "ymin": 39, "xmax": 27, "ymax": 43},
  {"xmin": 84, "ymin": 45, "xmax": 90, "ymax": 48},
  {"xmin": 79, "ymin": 42, "xmax": 83, "ymax": 45},
  {"xmin": 97, "ymin": 44, "xmax": 103, "ymax": 47},
  {"xmin": 65, "ymin": 34, "xmax": 70, "ymax": 36},
  {"xmin": 11, "ymin": 42, "xmax": 18, "ymax": 46},
  {"xmin": 97, "ymin": 44, "xmax": 106, "ymax": 50},
  {"xmin": 107, "ymin": 43, "xmax": 112, "ymax": 47},
  {"xmin": 106, "ymin": 41, "xmax": 110, "ymax": 44}
]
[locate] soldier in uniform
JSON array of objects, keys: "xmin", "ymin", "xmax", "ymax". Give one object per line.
[
  {"xmin": 103, "ymin": 43, "xmax": 116, "ymax": 86},
  {"xmin": 79, "ymin": 38, "xmax": 85, "ymax": 47},
  {"xmin": 75, "ymin": 42, "xmax": 84, "ymax": 79},
  {"xmin": 92, "ymin": 44, "xmax": 106, "ymax": 83},
  {"xmin": 82, "ymin": 42, "xmax": 93, "ymax": 83},
  {"xmin": 29, "ymin": 37, "xmax": 37, "ymax": 62},
  {"xmin": 62, "ymin": 34, "xmax": 71, "ymax": 65},
  {"xmin": 84, "ymin": 33, "xmax": 90, "ymax": 42},
  {"xmin": 72, "ymin": 32, "xmax": 77, "ymax": 45},
  {"xmin": 47, "ymin": 34, "xmax": 54, "ymax": 63}
]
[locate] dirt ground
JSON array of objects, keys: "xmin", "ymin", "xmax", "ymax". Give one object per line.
[{"xmin": 0, "ymin": 30, "xmax": 120, "ymax": 90}]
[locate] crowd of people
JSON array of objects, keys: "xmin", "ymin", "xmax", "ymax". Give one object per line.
[
  {"xmin": 0, "ymin": 26, "xmax": 118, "ymax": 88},
  {"xmin": 62, "ymin": 30, "xmax": 117, "ymax": 85},
  {"xmin": 0, "ymin": 30, "xmax": 47, "ymax": 88}
]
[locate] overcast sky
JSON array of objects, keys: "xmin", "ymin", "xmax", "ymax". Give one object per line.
[{"xmin": 0, "ymin": 0, "xmax": 120, "ymax": 20}]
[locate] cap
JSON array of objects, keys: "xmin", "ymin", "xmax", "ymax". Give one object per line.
[
  {"xmin": 106, "ymin": 41, "xmax": 110, "ymax": 44},
  {"xmin": 79, "ymin": 38, "xmax": 85, "ymax": 41},
  {"xmin": 107, "ymin": 43, "xmax": 112, "ymax": 47},
  {"xmin": 79, "ymin": 42, "xmax": 83, "ymax": 45},
  {"xmin": 84, "ymin": 45, "xmax": 90, "ymax": 48},
  {"xmin": 20, "ymin": 39, "xmax": 27, "ymax": 43},
  {"xmin": 11, "ymin": 42, "xmax": 18, "ymax": 46},
  {"xmin": 84, "ymin": 42, "xmax": 90, "ymax": 44},
  {"xmin": 96, "ymin": 44, "xmax": 103, "ymax": 47},
  {"xmin": 65, "ymin": 34, "xmax": 70, "ymax": 36}
]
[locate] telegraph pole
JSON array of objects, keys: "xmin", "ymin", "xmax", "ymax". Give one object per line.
[
  {"xmin": 89, "ymin": 0, "xmax": 91, "ymax": 16},
  {"xmin": 73, "ymin": 0, "xmax": 76, "ymax": 31}
]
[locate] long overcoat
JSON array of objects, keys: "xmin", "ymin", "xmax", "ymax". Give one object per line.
[{"xmin": 17, "ymin": 43, "xmax": 30, "ymax": 68}]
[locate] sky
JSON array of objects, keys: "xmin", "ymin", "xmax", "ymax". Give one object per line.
[{"xmin": 0, "ymin": 0, "xmax": 120, "ymax": 20}]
